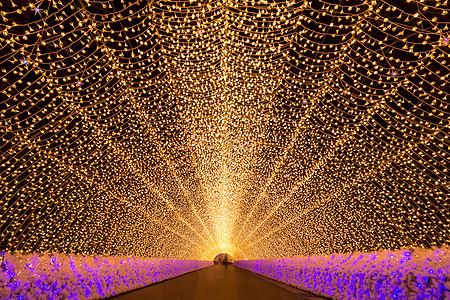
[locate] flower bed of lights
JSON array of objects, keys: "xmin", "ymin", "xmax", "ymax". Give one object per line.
[
  {"xmin": 0, "ymin": 252, "xmax": 213, "ymax": 300},
  {"xmin": 235, "ymin": 247, "xmax": 449, "ymax": 300}
]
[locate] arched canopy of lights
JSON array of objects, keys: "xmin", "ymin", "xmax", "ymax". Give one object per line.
[{"xmin": 0, "ymin": 0, "xmax": 449, "ymax": 260}]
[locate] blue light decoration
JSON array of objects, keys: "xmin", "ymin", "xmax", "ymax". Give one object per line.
[
  {"xmin": 32, "ymin": 5, "xmax": 42, "ymax": 16},
  {"xmin": 0, "ymin": 252, "xmax": 212, "ymax": 299},
  {"xmin": 235, "ymin": 246, "xmax": 449, "ymax": 300}
]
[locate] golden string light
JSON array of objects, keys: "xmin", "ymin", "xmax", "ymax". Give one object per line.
[{"xmin": 0, "ymin": 0, "xmax": 449, "ymax": 261}]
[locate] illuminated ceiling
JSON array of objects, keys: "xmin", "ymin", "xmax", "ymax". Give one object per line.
[{"xmin": 0, "ymin": 0, "xmax": 449, "ymax": 260}]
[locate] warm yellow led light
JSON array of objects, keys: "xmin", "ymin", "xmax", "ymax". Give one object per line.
[{"xmin": 0, "ymin": 0, "xmax": 448, "ymax": 261}]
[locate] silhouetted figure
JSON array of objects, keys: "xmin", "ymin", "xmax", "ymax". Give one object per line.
[{"xmin": 213, "ymin": 253, "xmax": 234, "ymax": 265}]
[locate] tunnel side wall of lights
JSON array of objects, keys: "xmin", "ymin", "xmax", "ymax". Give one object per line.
[
  {"xmin": 0, "ymin": 252, "xmax": 213, "ymax": 300},
  {"xmin": 235, "ymin": 247, "xmax": 449, "ymax": 300}
]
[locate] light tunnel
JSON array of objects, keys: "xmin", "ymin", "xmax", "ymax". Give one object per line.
[{"xmin": 0, "ymin": 0, "xmax": 449, "ymax": 299}]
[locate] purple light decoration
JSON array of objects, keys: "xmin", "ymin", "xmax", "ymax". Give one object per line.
[
  {"xmin": 76, "ymin": 80, "xmax": 83, "ymax": 86},
  {"xmin": 391, "ymin": 71, "xmax": 398, "ymax": 77},
  {"xmin": 20, "ymin": 58, "xmax": 28, "ymax": 65},
  {"xmin": 235, "ymin": 246, "xmax": 449, "ymax": 300},
  {"xmin": 0, "ymin": 252, "xmax": 212, "ymax": 299}
]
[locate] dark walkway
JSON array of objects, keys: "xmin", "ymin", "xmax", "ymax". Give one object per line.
[{"xmin": 109, "ymin": 264, "xmax": 326, "ymax": 300}]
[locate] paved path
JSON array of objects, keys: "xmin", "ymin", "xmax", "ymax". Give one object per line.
[{"xmin": 109, "ymin": 264, "xmax": 326, "ymax": 300}]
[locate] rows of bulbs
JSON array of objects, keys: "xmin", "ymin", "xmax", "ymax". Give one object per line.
[{"xmin": 0, "ymin": 0, "xmax": 449, "ymax": 260}]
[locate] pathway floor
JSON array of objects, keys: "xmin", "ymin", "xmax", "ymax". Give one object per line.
[{"xmin": 109, "ymin": 264, "xmax": 326, "ymax": 300}]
